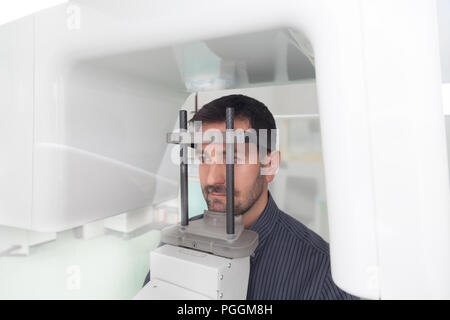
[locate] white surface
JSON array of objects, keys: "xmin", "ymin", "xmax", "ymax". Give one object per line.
[
  {"xmin": 0, "ymin": 1, "xmax": 186, "ymax": 231},
  {"xmin": 437, "ymin": 0, "xmax": 450, "ymax": 83},
  {"xmin": 135, "ymin": 279, "xmax": 209, "ymax": 300},
  {"xmin": 74, "ymin": 220, "xmax": 104, "ymax": 240},
  {"xmin": 443, "ymin": 83, "xmax": 450, "ymax": 115},
  {"xmin": 0, "ymin": 0, "xmax": 67, "ymax": 26},
  {"xmin": 313, "ymin": 0, "xmax": 450, "ymax": 299},
  {"xmin": 141, "ymin": 244, "xmax": 250, "ymax": 300},
  {"xmin": 0, "ymin": 15, "xmax": 34, "ymax": 229},
  {"xmin": 103, "ymin": 206, "xmax": 154, "ymax": 234}
]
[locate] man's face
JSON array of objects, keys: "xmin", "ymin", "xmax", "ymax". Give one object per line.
[{"xmin": 198, "ymin": 118, "xmax": 267, "ymax": 215}]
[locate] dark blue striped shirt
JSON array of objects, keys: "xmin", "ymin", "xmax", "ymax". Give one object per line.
[
  {"xmin": 246, "ymin": 192, "xmax": 358, "ymax": 300},
  {"xmin": 143, "ymin": 192, "xmax": 358, "ymax": 300}
]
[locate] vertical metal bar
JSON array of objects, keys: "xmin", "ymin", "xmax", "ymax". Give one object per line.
[
  {"xmin": 180, "ymin": 110, "xmax": 189, "ymax": 227},
  {"xmin": 226, "ymin": 107, "xmax": 235, "ymax": 236},
  {"xmin": 195, "ymin": 92, "xmax": 198, "ymax": 113}
]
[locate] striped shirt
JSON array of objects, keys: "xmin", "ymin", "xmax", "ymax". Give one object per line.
[
  {"xmin": 246, "ymin": 192, "xmax": 358, "ymax": 300},
  {"xmin": 143, "ymin": 192, "xmax": 358, "ymax": 300}
]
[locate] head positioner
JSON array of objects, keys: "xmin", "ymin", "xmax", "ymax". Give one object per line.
[{"xmin": 161, "ymin": 107, "xmax": 258, "ymax": 259}]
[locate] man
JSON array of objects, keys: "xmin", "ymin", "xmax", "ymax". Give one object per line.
[{"xmin": 144, "ymin": 94, "xmax": 358, "ymax": 300}]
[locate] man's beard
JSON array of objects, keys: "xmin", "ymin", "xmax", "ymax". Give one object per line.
[{"xmin": 202, "ymin": 175, "xmax": 265, "ymax": 215}]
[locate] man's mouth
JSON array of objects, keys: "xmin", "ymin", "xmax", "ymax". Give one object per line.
[{"xmin": 210, "ymin": 192, "xmax": 226, "ymax": 197}]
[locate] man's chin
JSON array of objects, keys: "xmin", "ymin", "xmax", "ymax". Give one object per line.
[
  {"xmin": 207, "ymin": 201, "xmax": 243, "ymax": 215},
  {"xmin": 205, "ymin": 198, "xmax": 223, "ymax": 211},
  {"xmin": 208, "ymin": 204, "xmax": 226, "ymax": 212}
]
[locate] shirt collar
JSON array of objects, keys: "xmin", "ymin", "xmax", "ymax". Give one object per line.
[{"xmin": 248, "ymin": 191, "xmax": 279, "ymax": 253}]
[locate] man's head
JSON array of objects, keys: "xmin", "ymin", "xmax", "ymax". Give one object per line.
[{"xmin": 190, "ymin": 94, "xmax": 280, "ymax": 216}]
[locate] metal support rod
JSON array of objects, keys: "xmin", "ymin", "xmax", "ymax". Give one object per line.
[
  {"xmin": 226, "ymin": 107, "xmax": 235, "ymax": 235},
  {"xmin": 195, "ymin": 92, "xmax": 198, "ymax": 113},
  {"xmin": 180, "ymin": 110, "xmax": 189, "ymax": 227}
]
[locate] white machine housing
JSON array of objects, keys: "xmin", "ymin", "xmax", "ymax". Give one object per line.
[{"xmin": 134, "ymin": 244, "xmax": 250, "ymax": 300}]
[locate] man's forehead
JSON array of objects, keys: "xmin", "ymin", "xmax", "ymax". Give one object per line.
[
  {"xmin": 201, "ymin": 118, "xmax": 251, "ymax": 132},
  {"xmin": 198, "ymin": 119, "xmax": 254, "ymax": 153}
]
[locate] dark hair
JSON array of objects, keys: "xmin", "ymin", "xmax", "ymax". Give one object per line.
[{"xmin": 189, "ymin": 94, "xmax": 277, "ymax": 151}]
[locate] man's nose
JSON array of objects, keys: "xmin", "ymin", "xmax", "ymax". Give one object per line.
[{"xmin": 206, "ymin": 162, "xmax": 226, "ymax": 187}]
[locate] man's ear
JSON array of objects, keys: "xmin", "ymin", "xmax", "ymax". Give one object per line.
[{"xmin": 261, "ymin": 150, "xmax": 281, "ymax": 181}]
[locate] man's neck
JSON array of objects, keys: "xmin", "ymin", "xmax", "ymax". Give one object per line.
[{"xmin": 242, "ymin": 186, "xmax": 269, "ymax": 229}]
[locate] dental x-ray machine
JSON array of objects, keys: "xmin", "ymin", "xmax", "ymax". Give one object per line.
[
  {"xmin": 135, "ymin": 107, "xmax": 259, "ymax": 299},
  {"xmin": 1, "ymin": 0, "xmax": 450, "ymax": 299}
]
